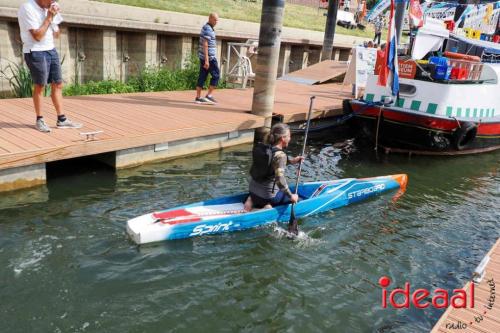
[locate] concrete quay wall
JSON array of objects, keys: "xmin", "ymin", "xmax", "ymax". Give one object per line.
[{"xmin": 0, "ymin": 0, "xmax": 362, "ymax": 93}]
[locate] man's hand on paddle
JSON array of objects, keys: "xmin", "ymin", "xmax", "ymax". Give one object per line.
[
  {"xmin": 289, "ymin": 156, "xmax": 304, "ymax": 165},
  {"xmin": 290, "ymin": 194, "xmax": 299, "ymax": 204}
]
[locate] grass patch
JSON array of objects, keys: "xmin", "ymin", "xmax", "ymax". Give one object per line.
[{"xmin": 95, "ymin": 0, "xmax": 378, "ymax": 38}]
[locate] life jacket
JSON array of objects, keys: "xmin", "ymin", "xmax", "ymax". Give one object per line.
[{"xmin": 249, "ymin": 143, "xmax": 282, "ymax": 182}]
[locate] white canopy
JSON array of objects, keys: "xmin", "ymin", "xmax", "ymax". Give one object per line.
[{"xmin": 411, "ymin": 18, "xmax": 450, "ymax": 60}]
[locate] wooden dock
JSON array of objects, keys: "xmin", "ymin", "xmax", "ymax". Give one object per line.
[
  {"xmin": 432, "ymin": 238, "xmax": 500, "ymax": 333},
  {"xmin": 0, "ymin": 74, "xmax": 351, "ymax": 191},
  {"xmin": 280, "ymin": 60, "xmax": 347, "ymax": 85}
]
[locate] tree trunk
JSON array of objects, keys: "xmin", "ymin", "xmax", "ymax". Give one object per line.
[
  {"xmin": 252, "ymin": 0, "xmax": 285, "ymax": 143},
  {"xmin": 394, "ymin": 0, "xmax": 406, "ymax": 44},
  {"xmin": 322, "ymin": 0, "xmax": 339, "ymax": 60}
]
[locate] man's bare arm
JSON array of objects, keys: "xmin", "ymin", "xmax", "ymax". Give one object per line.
[
  {"xmin": 29, "ymin": 8, "xmax": 56, "ymax": 41},
  {"xmin": 203, "ymin": 39, "xmax": 209, "ymax": 63}
]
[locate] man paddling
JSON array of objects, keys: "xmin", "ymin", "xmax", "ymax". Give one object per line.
[{"xmin": 244, "ymin": 123, "xmax": 304, "ymax": 211}]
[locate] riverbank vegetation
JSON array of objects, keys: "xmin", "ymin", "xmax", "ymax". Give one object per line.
[{"xmin": 1, "ymin": 57, "xmax": 226, "ymax": 98}]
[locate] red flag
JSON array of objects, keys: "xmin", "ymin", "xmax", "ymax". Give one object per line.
[
  {"xmin": 377, "ymin": 0, "xmax": 400, "ymax": 98},
  {"xmin": 409, "ymin": 0, "xmax": 424, "ymax": 28},
  {"xmin": 377, "ymin": 0, "xmax": 394, "ymax": 87},
  {"xmin": 361, "ymin": 1, "xmax": 367, "ymax": 20},
  {"xmin": 377, "ymin": 50, "xmax": 389, "ymax": 86}
]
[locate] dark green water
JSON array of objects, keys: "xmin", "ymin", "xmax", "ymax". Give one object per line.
[{"xmin": 0, "ymin": 136, "xmax": 498, "ymax": 332}]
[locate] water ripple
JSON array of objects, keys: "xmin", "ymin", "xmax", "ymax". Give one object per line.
[{"xmin": 0, "ymin": 143, "xmax": 498, "ymax": 332}]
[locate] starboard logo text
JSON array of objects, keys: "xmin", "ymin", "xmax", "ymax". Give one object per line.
[
  {"xmin": 190, "ymin": 222, "xmax": 233, "ymax": 236},
  {"xmin": 379, "ymin": 276, "xmax": 474, "ymax": 309},
  {"xmin": 348, "ymin": 184, "xmax": 386, "ymax": 200}
]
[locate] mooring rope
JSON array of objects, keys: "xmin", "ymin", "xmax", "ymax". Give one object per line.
[{"xmin": 374, "ymin": 105, "xmax": 384, "ymax": 151}]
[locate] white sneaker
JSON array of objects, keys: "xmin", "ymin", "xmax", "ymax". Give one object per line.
[
  {"xmin": 36, "ymin": 118, "xmax": 51, "ymax": 133},
  {"xmin": 57, "ymin": 118, "xmax": 82, "ymax": 129},
  {"xmin": 195, "ymin": 97, "xmax": 214, "ymax": 104},
  {"xmin": 205, "ymin": 95, "xmax": 218, "ymax": 104}
]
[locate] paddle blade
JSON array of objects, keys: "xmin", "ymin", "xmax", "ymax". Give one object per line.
[{"xmin": 288, "ymin": 204, "xmax": 299, "ymax": 235}]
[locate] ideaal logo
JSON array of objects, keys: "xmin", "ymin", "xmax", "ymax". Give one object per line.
[
  {"xmin": 379, "ymin": 276, "xmax": 474, "ymax": 309},
  {"xmin": 379, "ymin": 276, "xmax": 496, "ymax": 330}
]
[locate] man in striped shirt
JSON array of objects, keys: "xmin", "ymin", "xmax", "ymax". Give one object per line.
[
  {"xmin": 373, "ymin": 16, "xmax": 383, "ymax": 45},
  {"xmin": 195, "ymin": 13, "xmax": 220, "ymax": 105}
]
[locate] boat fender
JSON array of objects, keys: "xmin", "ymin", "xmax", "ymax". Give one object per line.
[
  {"xmin": 443, "ymin": 51, "xmax": 481, "ymax": 62},
  {"xmin": 453, "ymin": 122, "xmax": 477, "ymax": 150},
  {"xmin": 430, "ymin": 133, "xmax": 450, "ymax": 151}
]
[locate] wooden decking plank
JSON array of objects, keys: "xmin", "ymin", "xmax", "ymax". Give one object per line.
[
  {"xmin": 115, "ymin": 101, "xmax": 210, "ymax": 129},
  {"xmin": 0, "ymin": 143, "xmax": 11, "ymax": 154},
  {"xmin": 281, "ymin": 60, "xmax": 348, "ymax": 85},
  {"xmin": 0, "ymin": 125, "xmax": 48, "ymax": 150},
  {"xmin": 1, "ymin": 98, "xmax": 91, "ymax": 144},
  {"xmin": 63, "ymin": 97, "xmax": 170, "ymax": 134},
  {"xmin": 71, "ymin": 93, "xmax": 195, "ymax": 129},
  {"xmin": 57, "ymin": 96, "xmax": 152, "ymax": 131},
  {"xmin": 52, "ymin": 98, "xmax": 149, "ymax": 133},
  {"xmin": 0, "ymin": 102, "xmax": 72, "ymax": 146},
  {"xmin": 0, "ymin": 119, "xmax": 262, "ymax": 170},
  {"xmin": 0, "ymin": 120, "xmax": 264, "ymax": 170},
  {"xmin": 0, "ymin": 80, "xmax": 344, "ymax": 172},
  {"xmin": 111, "ymin": 95, "xmax": 220, "ymax": 127},
  {"xmin": 432, "ymin": 239, "xmax": 500, "ymax": 333},
  {"xmin": 59, "ymin": 99, "xmax": 135, "ymax": 137},
  {"xmin": 64, "ymin": 100, "xmax": 161, "ymax": 135},
  {"xmin": 0, "ymin": 132, "xmax": 29, "ymax": 153},
  {"xmin": 110, "ymin": 93, "xmax": 253, "ymax": 129}
]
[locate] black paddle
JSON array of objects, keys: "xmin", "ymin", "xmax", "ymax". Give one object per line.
[{"xmin": 288, "ymin": 96, "xmax": 315, "ymax": 236}]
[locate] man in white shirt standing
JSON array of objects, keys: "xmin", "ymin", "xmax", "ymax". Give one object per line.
[{"xmin": 18, "ymin": 0, "xmax": 81, "ymax": 132}]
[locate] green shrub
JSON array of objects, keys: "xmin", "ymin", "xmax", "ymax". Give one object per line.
[
  {"xmin": 64, "ymin": 55, "xmax": 227, "ymax": 96},
  {"xmin": 127, "ymin": 56, "xmax": 214, "ymax": 92},
  {"xmin": 63, "ymin": 80, "xmax": 135, "ymax": 96},
  {"xmin": 1, "ymin": 56, "xmax": 66, "ymax": 98},
  {"xmin": 0, "ymin": 62, "xmax": 33, "ymax": 98}
]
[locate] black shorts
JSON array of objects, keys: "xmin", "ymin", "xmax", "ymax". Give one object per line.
[{"xmin": 248, "ymin": 191, "xmax": 290, "ymax": 209}]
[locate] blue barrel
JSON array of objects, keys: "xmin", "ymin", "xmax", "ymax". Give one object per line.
[{"xmin": 429, "ymin": 56, "xmax": 450, "ymax": 80}]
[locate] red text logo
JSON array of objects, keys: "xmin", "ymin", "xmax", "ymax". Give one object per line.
[{"xmin": 379, "ymin": 276, "xmax": 474, "ymax": 309}]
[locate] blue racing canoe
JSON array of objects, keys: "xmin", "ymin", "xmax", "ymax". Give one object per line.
[{"xmin": 127, "ymin": 174, "xmax": 408, "ymax": 244}]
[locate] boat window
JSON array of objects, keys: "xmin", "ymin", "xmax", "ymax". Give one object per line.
[{"xmin": 399, "ymin": 83, "xmax": 417, "ymax": 96}]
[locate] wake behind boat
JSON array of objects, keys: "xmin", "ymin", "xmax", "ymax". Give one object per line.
[{"xmin": 127, "ymin": 174, "xmax": 408, "ymax": 244}]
